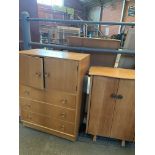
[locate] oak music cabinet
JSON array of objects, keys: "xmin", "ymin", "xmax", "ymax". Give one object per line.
[
  {"xmin": 19, "ymin": 49, "xmax": 90, "ymax": 141},
  {"xmin": 86, "ymin": 67, "xmax": 135, "ymax": 145}
]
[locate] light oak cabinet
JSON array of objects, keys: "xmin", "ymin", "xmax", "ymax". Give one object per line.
[
  {"xmin": 86, "ymin": 67, "xmax": 135, "ymax": 142},
  {"xmin": 19, "ymin": 49, "xmax": 90, "ymax": 141}
]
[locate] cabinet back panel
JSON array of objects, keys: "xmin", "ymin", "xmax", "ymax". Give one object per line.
[
  {"xmin": 88, "ymin": 76, "xmax": 119, "ymax": 136},
  {"xmin": 110, "ymin": 79, "xmax": 135, "ymax": 141}
]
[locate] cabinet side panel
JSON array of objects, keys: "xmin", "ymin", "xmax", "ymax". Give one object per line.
[
  {"xmin": 110, "ymin": 79, "xmax": 135, "ymax": 141},
  {"xmin": 19, "ymin": 55, "xmax": 29, "ymax": 85},
  {"xmin": 74, "ymin": 56, "xmax": 90, "ymax": 136},
  {"xmin": 88, "ymin": 76, "xmax": 119, "ymax": 137}
]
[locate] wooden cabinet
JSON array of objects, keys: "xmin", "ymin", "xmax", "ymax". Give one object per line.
[
  {"xmin": 19, "ymin": 49, "xmax": 90, "ymax": 141},
  {"xmin": 86, "ymin": 67, "xmax": 135, "ymax": 142}
]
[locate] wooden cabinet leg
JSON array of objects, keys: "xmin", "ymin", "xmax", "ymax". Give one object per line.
[
  {"xmin": 121, "ymin": 140, "xmax": 126, "ymax": 147},
  {"xmin": 93, "ymin": 135, "xmax": 97, "ymax": 142}
]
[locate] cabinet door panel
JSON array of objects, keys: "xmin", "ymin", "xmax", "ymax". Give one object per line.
[
  {"xmin": 88, "ymin": 76, "xmax": 119, "ymax": 137},
  {"xmin": 19, "ymin": 55, "xmax": 44, "ymax": 89},
  {"xmin": 44, "ymin": 58, "xmax": 78, "ymax": 93},
  {"xmin": 110, "ymin": 79, "xmax": 135, "ymax": 141}
]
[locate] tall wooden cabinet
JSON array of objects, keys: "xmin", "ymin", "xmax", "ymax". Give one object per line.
[
  {"xmin": 86, "ymin": 67, "xmax": 135, "ymax": 142},
  {"xmin": 19, "ymin": 49, "xmax": 90, "ymax": 141}
]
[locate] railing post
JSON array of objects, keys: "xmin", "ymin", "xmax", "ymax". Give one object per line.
[{"xmin": 21, "ymin": 11, "xmax": 31, "ymax": 50}]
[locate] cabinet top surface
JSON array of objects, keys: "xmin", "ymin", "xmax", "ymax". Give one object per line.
[
  {"xmin": 89, "ymin": 67, "xmax": 135, "ymax": 80},
  {"xmin": 19, "ymin": 49, "xmax": 90, "ymax": 61}
]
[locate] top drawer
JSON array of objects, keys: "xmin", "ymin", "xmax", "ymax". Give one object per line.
[{"xmin": 20, "ymin": 85, "xmax": 76, "ymax": 109}]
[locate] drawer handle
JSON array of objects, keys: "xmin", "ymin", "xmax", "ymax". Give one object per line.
[
  {"xmin": 35, "ymin": 72, "xmax": 41, "ymax": 77},
  {"xmin": 27, "ymin": 104, "xmax": 31, "ymax": 108},
  {"xmin": 111, "ymin": 94, "xmax": 117, "ymax": 99},
  {"xmin": 111, "ymin": 94, "xmax": 123, "ymax": 100},
  {"xmin": 61, "ymin": 99, "xmax": 67, "ymax": 104},
  {"xmin": 60, "ymin": 112, "xmax": 66, "ymax": 118},
  {"xmin": 117, "ymin": 95, "xmax": 123, "ymax": 99}
]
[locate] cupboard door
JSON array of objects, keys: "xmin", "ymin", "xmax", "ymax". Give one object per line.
[
  {"xmin": 88, "ymin": 76, "xmax": 119, "ymax": 137},
  {"xmin": 19, "ymin": 55, "xmax": 44, "ymax": 89},
  {"xmin": 110, "ymin": 79, "xmax": 135, "ymax": 141},
  {"xmin": 44, "ymin": 58, "xmax": 78, "ymax": 93}
]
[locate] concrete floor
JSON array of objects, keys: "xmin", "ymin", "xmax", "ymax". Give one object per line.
[{"xmin": 19, "ymin": 123, "xmax": 135, "ymax": 155}]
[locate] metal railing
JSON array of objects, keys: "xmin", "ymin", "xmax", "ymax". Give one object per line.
[{"xmin": 20, "ymin": 11, "xmax": 135, "ymax": 55}]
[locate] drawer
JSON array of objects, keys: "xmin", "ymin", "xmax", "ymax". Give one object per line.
[
  {"xmin": 20, "ymin": 98, "xmax": 76, "ymax": 123},
  {"xmin": 20, "ymin": 85, "xmax": 44, "ymax": 100},
  {"xmin": 20, "ymin": 85, "xmax": 76, "ymax": 109},
  {"xmin": 21, "ymin": 110, "xmax": 51, "ymax": 127},
  {"xmin": 21, "ymin": 110, "xmax": 75, "ymax": 135},
  {"xmin": 53, "ymin": 119, "xmax": 75, "ymax": 135}
]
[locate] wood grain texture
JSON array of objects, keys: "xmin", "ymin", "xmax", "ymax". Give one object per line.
[
  {"xmin": 44, "ymin": 58, "xmax": 78, "ymax": 93},
  {"xmin": 68, "ymin": 36, "xmax": 121, "ymax": 49},
  {"xmin": 88, "ymin": 76, "xmax": 119, "ymax": 137},
  {"xmin": 20, "ymin": 97, "xmax": 76, "ymax": 123},
  {"xmin": 19, "ymin": 49, "xmax": 90, "ymax": 61},
  {"xmin": 89, "ymin": 53, "xmax": 117, "ymax": 67},
  {"xmin": 20, "ymin": 85, "xmax": 76, "ymax": 109},
  {"xmin": 68, "ymin": 36, "xmax": 118, "ymax": 67},
  {"xmin": 22, "ymin": 121, "xmax": 76, "ymax": 141},
  {"xmin": 21, "ymin": 110, "xmax": 75, "ymax": 135},
  {"xmin": 89, "ymin": 66, "xmax": 135, "ymax": 80},
  {"xmin": 19, "ymin": 54, "xmax": 44, "ymax": 89},
  {"xmin": 110, "ymin": 79, "xmax": 135, "ymax": 141}
]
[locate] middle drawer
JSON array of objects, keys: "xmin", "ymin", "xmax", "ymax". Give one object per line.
[
  {"xmin": 20, "ymin": 85, "xmax": 76, "ymax": 109},
  {"xmin": 20, "ymin": 97, "xmax": 76, "ymax": 123}
]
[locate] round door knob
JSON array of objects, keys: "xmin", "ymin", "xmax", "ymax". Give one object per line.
[{"xmin": 35, "ymin": 72, "xmax": 41, "ymax": 77}]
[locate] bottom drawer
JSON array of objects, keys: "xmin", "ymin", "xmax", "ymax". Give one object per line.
[
  {"xmin": 21, "ymin": 110, "xmax": 75, "ymax": 135},
  {"xmin": 20, "ymin": 98, "xmax": 76, "ymax": 123}
]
